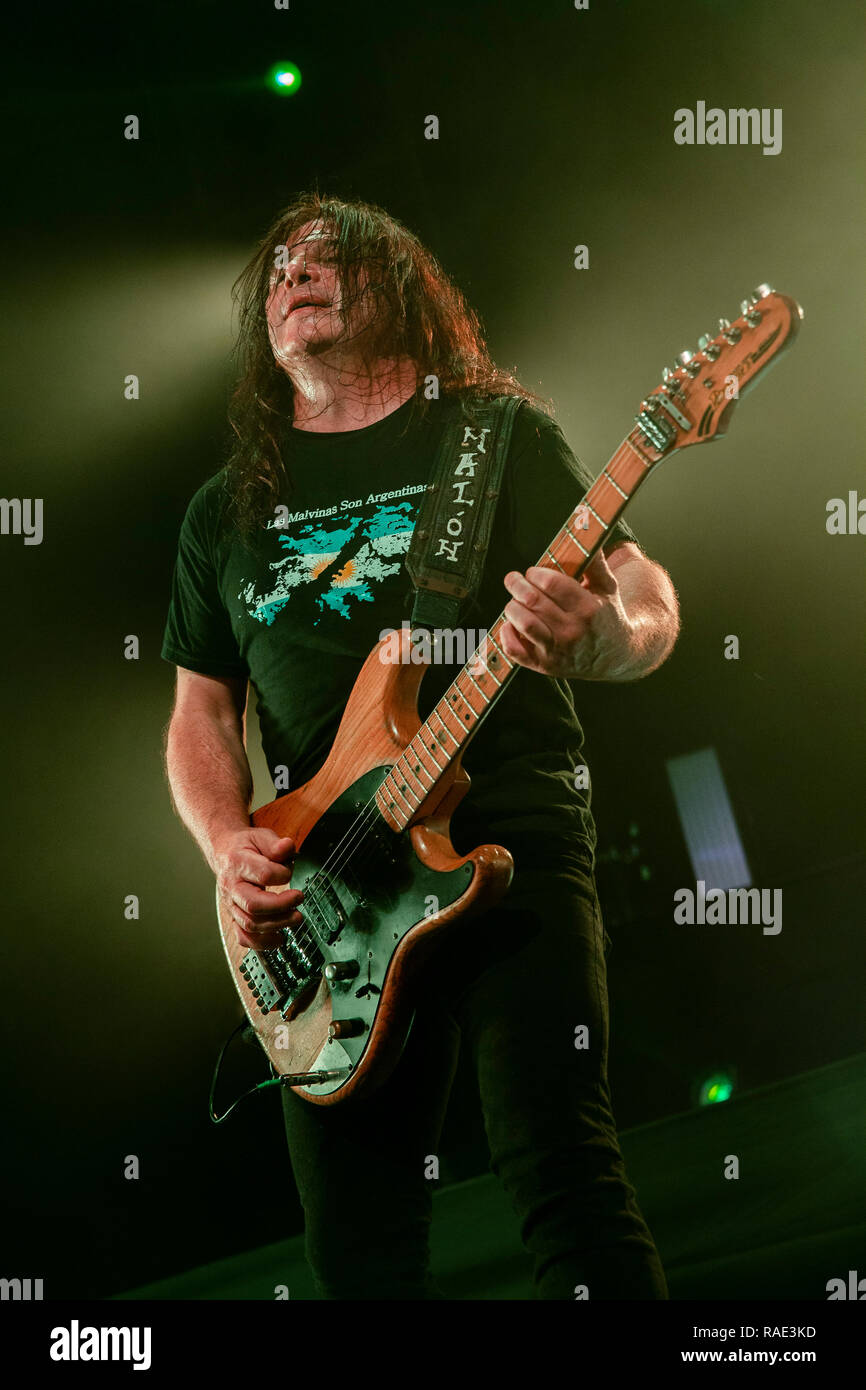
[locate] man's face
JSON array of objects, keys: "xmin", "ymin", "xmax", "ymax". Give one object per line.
[{"xmin": 265, "ymin": 220, "xmax": 374, "ymax": 367}]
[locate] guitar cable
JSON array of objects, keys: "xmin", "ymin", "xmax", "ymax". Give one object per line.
[
  {"xmin": 209, "ymin": 1019, "xmax": 350, "ymax": 1123},
  {"xmin": 209, "ymin": 1019, "xmax": 284, "ymax": 1124}
]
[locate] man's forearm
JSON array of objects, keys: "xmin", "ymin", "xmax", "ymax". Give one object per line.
[
  {"xmin": 604, "ymin": 555, "xmax": 680, "ymax": 682},
  {"xmin": 164, "ymin": 714, "xmax": 254, "ymax": 873}
]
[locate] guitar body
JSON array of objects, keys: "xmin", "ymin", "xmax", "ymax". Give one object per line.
[{"xmin": 216, "ymin": 633, "xmax": 514, "ymax": 1105}]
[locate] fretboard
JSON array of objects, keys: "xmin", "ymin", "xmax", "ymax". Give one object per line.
[{"xmin": 375, "ymin": 424, "xmax": 660, "ymax": 831}]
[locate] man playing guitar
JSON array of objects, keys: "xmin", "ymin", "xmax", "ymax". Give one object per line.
[{"xmin": 163, "ymin": 194, "xmax": 679, "ymax": 1300}]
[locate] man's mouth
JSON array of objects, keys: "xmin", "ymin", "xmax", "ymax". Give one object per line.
[{"xmin": 289, "ymin": 299, "xmax": 328, "ymax": 314}]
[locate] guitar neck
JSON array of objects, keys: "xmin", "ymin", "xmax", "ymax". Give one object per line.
[
  {"xmin": 373, "ymin": 283, "xmax": 803, "ymax": 831},
  {"xmin": 375, "ymin": 424, "xmax": 662, "ymax": 830}
]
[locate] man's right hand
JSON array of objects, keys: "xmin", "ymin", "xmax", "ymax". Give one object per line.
[{"xmin": 213, "ymin": 826, "xmax": 303, "ymax": 950}]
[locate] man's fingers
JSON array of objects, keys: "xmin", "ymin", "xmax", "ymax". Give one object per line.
[
  {"xmin": 231, "ymin": 910, "xmax": 301, "ymax": 951},
  {"xmin": 231, "ymin": 882, "xmax": 304, "ymax": 921},
  {"xmin": 580, "ymin": 550, "xmax": 618, "ymax": 595},
  {"xmin": 499, "ymin": 620, "xmax": 548, "ymax": 674},
  {"xmin": 507, "ymin": 566, "xmax": 597, "ymax": 616},
  {"xmin": 503, "ymin": 596, "xmax": 553, "ymax": 651},
  {"xmin": 242, "ymin": 852, "xmax": 293, "ymax": 889},
  {"xmin": 249, "ymin": 829, "xmax": 296, "ymax": 860}
]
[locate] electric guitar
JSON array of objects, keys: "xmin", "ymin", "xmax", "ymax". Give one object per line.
[{"xmin": 216, "ymin": 285, "xmax": 803, "ymax": 1105}]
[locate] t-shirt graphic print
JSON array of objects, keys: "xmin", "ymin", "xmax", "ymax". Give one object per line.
[
  {"xmin": 239, "ymin": 486, "xmax": 427, "ymax": 628},
  {"xmin": 162, "ymin": 393, "xmax": 640, "ymax": 860}
]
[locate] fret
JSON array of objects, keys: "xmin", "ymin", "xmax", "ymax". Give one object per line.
[
  {"xmin": 396, "ymin": 750, "xmax": 432, "ymax": 799},
  {"xmin": 585, "ymin": 502, "xmax": 607, "ymax": 529},
  {"xmin": 603, "ymin": 469, "xmax": 628, "ymax": 500},
  {"xmin": 454, "ymin": 671, "xmax": 485, "ymax": 715},
  {"xmin": 430, "ymin": 706, "xmax": 460, "ymax": 747},
  {"xmin": 483, "ymin": 644, "xmax": 508, "ymax": 685},
  {"xmin": 377, "ymin": 779, "xmax": 411, "ymax": 825},
  {"xmin": 472, "ymin": 646, "xmax": 503, "ymax": 688},
  {"xmin": 411, "ymin": 734, "xmax": 442, "ymax": 779},
  {"xmin": 545, "ymin": 546, "xmax": 566, "ymax": 573},
  {"xmin": 565, "ymin": 521, "xmax": 590, "ymax": 557},
  {"xmin": 468, "ymin": 654, "xmax": 498, "ymax": 690},
  {"xmin": 435, "ymin": 698, "xmax": 465, "ymax": 739},
  {"xmin": 623, "ymin": 436, "xmax": 652, "ymax": 469},
  {"xmin": 466, "ymin": 668, "xmax": 491, "ymax": 701},
  {"xmin": 388, "ymin": 770, "xmax": 417, "ymax": 814},
  {"xmin": 444, "ymin": 695, "xmax": 470, "ymax": 736},
  {"xmin": 420, "ymin": 725, "xmax": 446, "ymax": 770}
]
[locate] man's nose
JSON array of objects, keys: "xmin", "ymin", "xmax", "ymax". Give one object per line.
[{"xmin": 284, "ymin": 254, "xmax": 315, "ymax": 288}]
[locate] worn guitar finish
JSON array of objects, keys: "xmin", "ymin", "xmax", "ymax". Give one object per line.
[{"xmin": 216, "ymin": 285, "xmax": 803, "ymax": 1105}]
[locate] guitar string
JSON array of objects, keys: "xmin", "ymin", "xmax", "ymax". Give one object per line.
[{"xmin": 269, "ymin": 442, "xmax": 644, "ymax": 964}]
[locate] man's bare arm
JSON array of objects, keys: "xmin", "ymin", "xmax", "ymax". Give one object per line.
[
  {"xmin": 598, "ymin": 541, "xmax": 680, "ymax": 680},
  {"xmin": 500, "ymin": 541, "xmax": 680, "ymax": 682},
  {"xmin": 165, "ymin": 668, "xmax": 253, "ymax": 863},
  {"xmin": 164, "ymin": 668, "xmax": 302, "ymax": 947}
]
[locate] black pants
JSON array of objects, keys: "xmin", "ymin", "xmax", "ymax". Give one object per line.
[{"xmin": 281, "ymin": 851, "xmax": 668, "ymax": 1300}]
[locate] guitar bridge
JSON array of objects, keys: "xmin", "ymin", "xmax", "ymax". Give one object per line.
[{"xmin": 239, "ymin": 933, "xmax": 323, "ymax": 1016}]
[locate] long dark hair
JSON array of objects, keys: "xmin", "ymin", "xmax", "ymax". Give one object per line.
[{"xmin": 223, "ymin": 192, "xmax": 547, "ymax": 533}]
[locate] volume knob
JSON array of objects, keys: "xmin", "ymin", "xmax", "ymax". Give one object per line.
[
  {"xmin": 324, "ymin": 959, "xmax": 360, "ymax": 982},
  {"xmin": 328, "ymin": 1017, "xmax": 367, "ymax": 1040}
]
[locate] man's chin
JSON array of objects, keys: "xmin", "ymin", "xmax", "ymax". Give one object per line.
[{"xmin": 273, "ymin": 330, "xmax": 340, "ymax": 362}]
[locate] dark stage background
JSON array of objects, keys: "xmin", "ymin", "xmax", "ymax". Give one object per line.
[{"xmin": 1, "ymin": 0, "xmax": 863, "ymax": 1299}]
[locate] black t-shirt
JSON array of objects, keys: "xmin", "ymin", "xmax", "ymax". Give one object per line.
[{"xmin": 161, "ymin": 394, "xmax": 638, "ymax": 869}]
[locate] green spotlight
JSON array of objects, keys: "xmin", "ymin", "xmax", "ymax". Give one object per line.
[
  {"xmin": 269, "ymin": 62, "xmax": 302, "ymax": 95},
  {"xmin": 698, "ymin": 1072, "xmax": 734, "ymax": 1106}
]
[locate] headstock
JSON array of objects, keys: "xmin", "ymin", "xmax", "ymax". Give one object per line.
[{"xmin": 634, "ymin": 285, "xmax": 804, "ymax": 456}]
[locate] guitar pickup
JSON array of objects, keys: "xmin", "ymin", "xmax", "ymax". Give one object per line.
[{"xmin": 315, "ymin": 874, "xmax": 349, "ymax": 943}]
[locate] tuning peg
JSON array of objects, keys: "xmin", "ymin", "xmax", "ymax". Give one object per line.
[
  {"xmin": 741, "ymin": 298, "xmax": 763, "ymax": 327},
  {"xmin": 752, "ymin": 282, "xmax": 774, "ymax": 299},
  {"xmin": 677, "ymin": 348, "xmax": 702, "ymax": 377},
  {"xmin": 662, "ymin": 366, "xmax": 674, "ymax": 381},
  {"xmin": 719, "ymin": 317, "xmax": 741, "ymax": 344}
]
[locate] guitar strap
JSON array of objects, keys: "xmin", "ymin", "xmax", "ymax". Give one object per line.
[{"xmin": 405, "ymin": 394, "xmax": 524, "ymax": 629}]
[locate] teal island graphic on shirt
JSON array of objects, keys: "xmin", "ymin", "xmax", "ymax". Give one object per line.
[{"xmin": 239, "ymin": 498, "xmax": 422, "ymax": 625}]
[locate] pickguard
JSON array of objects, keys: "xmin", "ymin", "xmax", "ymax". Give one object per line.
[{"xmin": 241, "ymin": 767, "xmax": 473, "ymax": 1096}]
